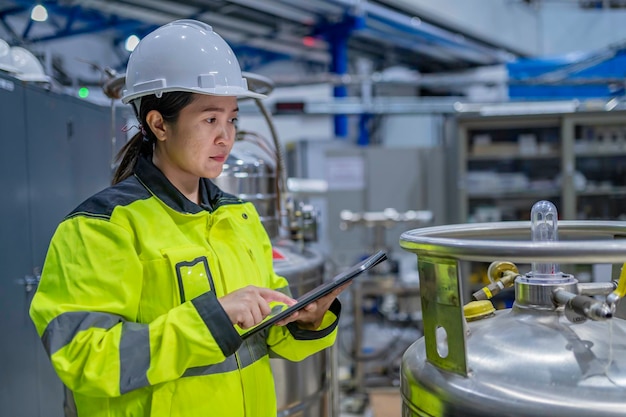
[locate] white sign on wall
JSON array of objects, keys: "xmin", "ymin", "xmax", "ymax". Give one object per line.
[{"xmin": 325, "ymin": 155, "xmax": 365, "ymax": 191}]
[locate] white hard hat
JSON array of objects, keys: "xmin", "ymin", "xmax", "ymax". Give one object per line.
[
  {"xmin": 122, "ymin": 19, "xmax": 265, "ymax": 104},
  {"xmin": 0, "ymin": 39, "xmax": 18, "ymax": 73},
  {"xmin": 10, "ymin": 46, "xmax": 50, "ymax": 82}
]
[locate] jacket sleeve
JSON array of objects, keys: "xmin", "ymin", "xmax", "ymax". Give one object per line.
[
  {"xmin": 267, "ymin": 297, "xmax": 341, "ymax": 361},
  {"xmin": 29, "ymin": 215, "xmax": 242, "ymax": 398},
  {"xmin": 251, "ymin": 219, "xmax": 341, "ymax": 361}
]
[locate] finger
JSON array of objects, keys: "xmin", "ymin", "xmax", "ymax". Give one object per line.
[
  {"xmin": 303, "ymin": 302, "xmax": 317, "ymax": 312},
  {"xmin": 275, "ymin": 311, "xmax": 300, "ymax": 326},
  {"xmin": 237, "ymin": 301, "xmax": 265, "ymax": 329},
  {"xmin": 238, "ymin": 311, "xmax": 255, "ymax": 329},
  {"xmin": 255, "ymin": 300, "xmax": 272, "ymax": 323},
  {"xmin": 333, "ymin": 282, "xmax": 351, "ymax": 295},
  {"xmin": 258, "ymin": 297, "xmax": 272, "ymax": 317},
  {"xmin": 258, "ymin": 287, "xmax": 297, "ymax": 306}
]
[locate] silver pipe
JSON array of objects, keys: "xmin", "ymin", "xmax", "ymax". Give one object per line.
[
  {"xmin": 577, "ymin": 281, "xmax": 617, "ymax": 296},
  {"xmin": 553, "ymin": 288, "xmax": 613, "ymax": 321},
  {"xmin": 253, "ymin": 98, "xmax": 287, "ymax": 217}
]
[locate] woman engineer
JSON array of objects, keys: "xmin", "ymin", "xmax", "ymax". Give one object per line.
[{"xmin": 29, "ymin": 19, "xmax": 344, "ymax": 417}]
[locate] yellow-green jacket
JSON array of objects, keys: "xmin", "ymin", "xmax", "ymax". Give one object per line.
[{"xmin": 29, "ymin": 157, "xmax": 340, "ymax": 416}]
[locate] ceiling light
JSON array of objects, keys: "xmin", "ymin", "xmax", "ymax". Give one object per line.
[
  {"xmin": 30, "ymin": 4, "xmax": 48, "ymax": 22},
  {"xmin": 124, "ymin": 35, "xmax": 140, "ymax": 52}
]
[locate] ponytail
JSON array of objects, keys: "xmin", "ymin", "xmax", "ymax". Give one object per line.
[
  {"xmin": 111, "ymin": 132, "xmax": 150, "ymax": 185},
  {"xmin": 111, "ymin": 91, "xmax": 195, "ymax": 185}
]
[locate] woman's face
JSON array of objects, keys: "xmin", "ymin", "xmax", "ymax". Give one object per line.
[{"xmin": 153, "ymin": 94, "xmax": 238, "ymax": 184}]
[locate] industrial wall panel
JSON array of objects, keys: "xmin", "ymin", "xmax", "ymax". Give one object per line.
[
  {"xmin": 365, "ymin": 146, "xmax": 446, "ymax": 257},
  {"xmin": 25, "ymin": 87, "xmax": 76, "ymax": 265},
  {"xmin": 0, "ymin": 76, "xmax": 44, "ymax": 417},
  {"xmin": 1, "ymin": 76, "xmax": 128, "ymax": 416},
  {"xmin": 67, "ymin": 100, "xmax": 119, "ymax": 202},
  {"xmin": 25, "ymin": 87, "xmax": 120, "ymax": 265},
  {"xmin": 24, "ymin": 86, "xmax": 122, "ymax": 416}
]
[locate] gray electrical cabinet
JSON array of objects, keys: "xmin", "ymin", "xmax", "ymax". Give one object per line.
[{"xmin": 0, "ymin": 73, "xmax": 127, "ymax": 417}]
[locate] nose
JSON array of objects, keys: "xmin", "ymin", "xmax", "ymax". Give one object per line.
[{"xmin": 215, "ymin": 122, "xmax": 234, "ymax": 145}]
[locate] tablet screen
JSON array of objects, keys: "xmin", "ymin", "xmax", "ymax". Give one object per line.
[{"xmin": 241, "ymin": 250, "xmax": 387, "ymax": 339}]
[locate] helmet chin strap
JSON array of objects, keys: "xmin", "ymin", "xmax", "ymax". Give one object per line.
[
  {"xmin": 131, "ymin": 98, "xmax": 142, "ymax": 121},
  {"xmin": 129, "ymin": 98, "xmax": 149, "ymax": 139}
]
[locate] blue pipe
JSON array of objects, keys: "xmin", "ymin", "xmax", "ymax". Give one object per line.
[
  {"xmin": 330, "ymin": 33, "xmax": 348, "ymax": 138},
  {"xmin": 318, "ymin": 13, "xmax": 365, "ymax": 139},
  {"xmin": 319, "ymin": 0, "xmax": 515, "ymax": 62},
  {"xmin": 357, "ymin": 113, "xmax": 371, "ymax": 146}
]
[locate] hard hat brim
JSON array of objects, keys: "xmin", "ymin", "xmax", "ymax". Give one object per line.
[{"xmin": 121, "ymin": 86, "xmax": 266, "ymax": 104}]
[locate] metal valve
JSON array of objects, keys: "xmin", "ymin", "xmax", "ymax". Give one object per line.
[
  {"xmin": 553, "ymin": 288, "xmax": 613, "ymax": 323},
  {"xmin": 472, "ymin": 261, "xmax": 519, "ymax": 301},
  {"xmin": 288, "ymin": 202, "xmax": 319, "ymax": 243}
]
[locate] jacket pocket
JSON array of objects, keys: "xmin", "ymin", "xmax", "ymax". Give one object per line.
[{"xmin": 161, "ymin": 246, "xmax": 215, "ymax": 303}]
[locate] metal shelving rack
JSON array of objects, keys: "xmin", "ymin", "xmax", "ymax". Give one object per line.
[
  {"xmin": 456, "ymin": 108, "xmax": 626, "ymax": 223},
  {"xmin": 562, "ymin": 111, "xmax": 626, "ymax": 221},
  {"xmin": 456, "ymin": 112, "xmax": 564, "ymax": 222}
]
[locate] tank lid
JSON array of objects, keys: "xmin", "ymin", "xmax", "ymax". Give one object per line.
[{"xmin": 463, "ymin": 300, "xmax": 495, "ymax": 322}]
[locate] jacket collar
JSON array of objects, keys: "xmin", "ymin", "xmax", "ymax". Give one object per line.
[{"xmin": 134, "ymin": 156, "xmax": 240, "ymax": 214}]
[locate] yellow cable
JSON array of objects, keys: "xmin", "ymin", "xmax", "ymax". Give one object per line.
[{"xmin": 613, "ymin": 263, "xmax": 626, "ymax": 299}]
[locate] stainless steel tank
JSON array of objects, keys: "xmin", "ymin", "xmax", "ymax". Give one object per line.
[
  {"xmin": 215, "ymin": 145, "xmax": 280, "ymax": 238},
  {"xmin": 270, "ymin": 241, "xmax": 329, "ymax": 417},
  {"xmin": 213, "ymin": 143, "xmax": 331, "ymax": 417},
  {"xmin": 399, "ymin": 208, "xmax": 626, "ymax": 417}
]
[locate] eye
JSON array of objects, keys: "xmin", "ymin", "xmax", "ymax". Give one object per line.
[
  {"xmin": 206, "ymin": 117, "xmax": 217, "ymax": 124},
  {"xmin": 229, "ymin": 117, "xmax": 238, "ymax": 124}
]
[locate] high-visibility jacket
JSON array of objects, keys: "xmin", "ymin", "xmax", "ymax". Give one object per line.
[{"xmin": 29, "ymin": 156, "xmax": 340, "ymax": 417}]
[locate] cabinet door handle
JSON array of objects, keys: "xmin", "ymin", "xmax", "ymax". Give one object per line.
[{"xmin": 18, "ymin": 268, "xmax": 41, "ymax": 293}]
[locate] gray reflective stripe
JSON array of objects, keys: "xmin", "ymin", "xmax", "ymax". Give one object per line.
[
  {"xmin": 238, "ymin": 333, "xmax": 268, "ymax": 366},
  {"xmin": 192, "ymin": 292, "xmax": 241, "ymax": 356},
  {"xmin": 269, "ymin": 346, "xmax": 288, "ymax": 360},
  {"xmin": 183, "ymin": 355, "xmax": 238, "ymax": 377},
  {"xmin": 119, "ymin": 322, "xmax": 151, "ymax": 394},
  {"xmin": 41, "ymin": 311, "xmax": 151, "ymax": 395},
  {"xmin": 181, "ymin": 334, "xmax": 268, "ymax": 378},
  {"xmin": 42, "ymin": 311, "xmax": 123, "ymax": 355}
]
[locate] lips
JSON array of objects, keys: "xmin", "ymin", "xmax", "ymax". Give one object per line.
[{"xmin": 211, "ymin": 155, "xmax": 227, "ymax": 163}]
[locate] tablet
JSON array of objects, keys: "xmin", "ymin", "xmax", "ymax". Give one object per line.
[{"xmin": 241, "ymin": 250, "xmax": 388, "ymax": 339}]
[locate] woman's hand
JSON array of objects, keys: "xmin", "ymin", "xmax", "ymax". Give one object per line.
[
  {"xmin": 276, "ymin": 282, "xmax": 350, "ymax": 330},
  {"xmin": 219, "ymin": 285, "xmax": 296, "ymax": 329}
]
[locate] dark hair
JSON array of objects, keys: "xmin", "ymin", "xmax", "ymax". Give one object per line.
[{"xmin": 112, "ymin": 91, "xmax": 195, "ymax": 185}]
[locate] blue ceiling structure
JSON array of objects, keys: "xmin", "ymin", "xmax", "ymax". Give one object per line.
[
  {"xmin": 508, "ymin": 41, "xmax": 626, "ymax": 100},
  {"xmin": 2, "ymin": 0, "xmax": 625, "ymax": 103},
  {"xmin": 0, "ymin": 0, "xmax": 519, "ymax": 80}
]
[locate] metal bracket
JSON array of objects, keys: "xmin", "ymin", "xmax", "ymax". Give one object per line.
[{"xmin": 418, "ymin": 255, "xmax": 468, "ymax": 376}]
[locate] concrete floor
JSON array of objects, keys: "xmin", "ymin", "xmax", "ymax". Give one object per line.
[{"xmin": 339, "ymin": 389, "xmax": 401, "ymax": 417}]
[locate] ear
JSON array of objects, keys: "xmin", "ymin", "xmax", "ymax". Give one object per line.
[{"xmin": 145, "ymin": 110, "xmax": 167, "ymax": 141}]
